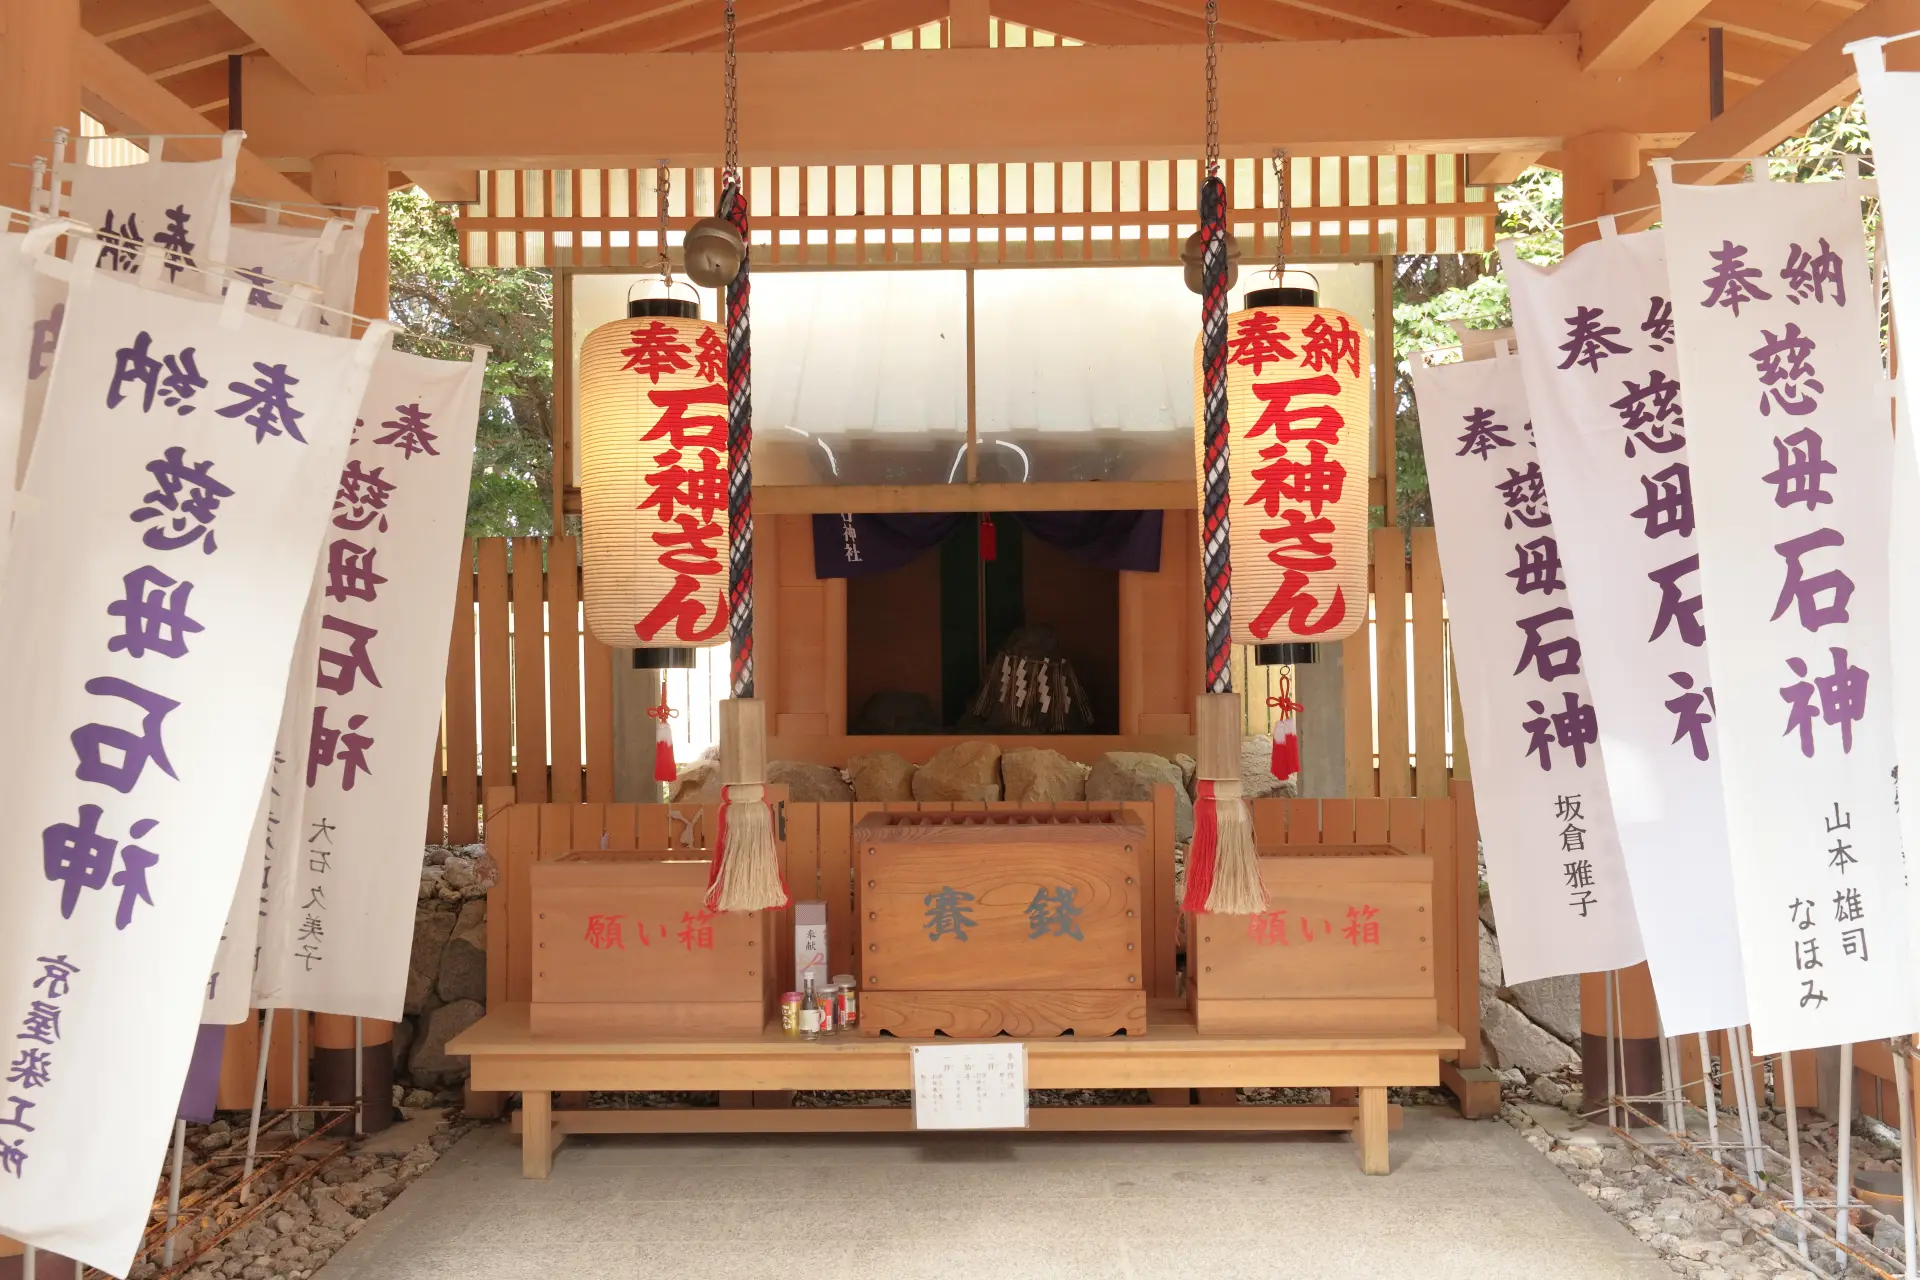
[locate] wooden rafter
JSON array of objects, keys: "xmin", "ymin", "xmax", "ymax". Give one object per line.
[
  {"xmin": 374, "ymin": 0, "xmax": 646, "ymax": 52},
  {"xmin": 518, "ymin": 0, "xmax": 885, "ymax": 54},
  {"xmin": 83, "ymin": 0, "xmax": 215, "ymax": 43},
  {"xmin": 1548, "ymin": 0, "xmax": 1713, "ymax": 70},
  {"xmin": 208, "ymin": 0, "xmax": 400, "ymax": 91},
  {"xmin": 109, "ymin": 10, "xmax": 255, "ymax": 80},
  {"xmin": 1609, "ymin": 0, "xmax": 1920, "ymax": 224},
  {"xmin": 422, "ymin": 0, "xmax": 705, "ymax": 55},
  {"xmin": 1261, "ymin": 0, "xmax": 1520, "ymax": 37},
  {"xmin": 713, "ymin": 0, "xmax": 950, "ymax": 51},
  {"xmin": 1123, "ymin": 0, "xmax": 1385, "ymax": 39},
  {"xmin": 985, "ymin": 0, "xmax": 1276, "ymax": 41},
  {"xmin": 1699, "ymin": 0, "xmax": 1830, "ymax": 50}
]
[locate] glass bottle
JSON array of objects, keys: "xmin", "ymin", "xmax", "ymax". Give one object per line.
[{"xmin": 800, "ymin": 975, "xmax": 822, "ymax": 1040}]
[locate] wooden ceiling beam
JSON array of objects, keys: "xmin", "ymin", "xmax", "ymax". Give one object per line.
[
  {"xmin": 1261, "ymin": 0, "xmax": 1519, "ymax": 37},
  {"xmin": 106, "ymin": 13, "xmax": 255, "ymax": 79},
  {"xmin": 707, "ymin": 0, "xmax": 950, "ymax": 51},
  {"xmin": 239, "ymin": 32, "xmax": 1709, "ymax": 169},
  {"xmin": 77, "ymin": 28, "xmax": 310, "ymax": 203},
  {"xmin": 987, "ymin": 0, "xmax": 1273, "ymax": 42},
  {"xmin": 1549, "ymin": 0, "xmax": 1714, "ymax": 70},
  {"xmin": 1609, "ymin": 0, "xmax": 1920, "ymax": 224},
  {"xmin": 1114, "ymin": 0, "xmax": 1385, "ymax": 39},
  {"xmin": 375, "ymin": 0, "xmax": 643, "ymax": 51},
  {"xmin": 1418, "ymin": 0, "xmax": 1557, "ymax": 26},
  {"xmin": 206, "ymin": 0, "xmax": 399, "ymax": 92},
  {"xmin": 400, "ymin": 0, "xmax": 698, "ymax": 54},
  {"xmin": 1697, "ymin": 0, "xmax": 1830, "ymax": 48},
  {"xmin": 155, "ymin": 60, "xmax": 230, "ymax": 111},
  {"xmin": 83, "ymin": 0, "xmax": 215, "ymax": 43}
]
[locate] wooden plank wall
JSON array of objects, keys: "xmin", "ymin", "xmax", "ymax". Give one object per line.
[
  {"xmin": 427, "ymin": 536, "xmax": 615, "ymax": 846},
  {"xmin": 480, "ymin": 782, "xmax": 1481, "ymax": 1061}
]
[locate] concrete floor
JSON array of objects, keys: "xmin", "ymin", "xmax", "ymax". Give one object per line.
[{"xmin": 317, "ymin": 1107, "xmax": 1673, "ymax": 1280}]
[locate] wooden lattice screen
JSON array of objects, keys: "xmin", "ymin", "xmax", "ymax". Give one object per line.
[{"xmin": 454, "ymin": 152, "xmax": 1497, "ymax": 270}]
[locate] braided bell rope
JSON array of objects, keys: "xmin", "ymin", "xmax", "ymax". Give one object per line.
[
  {"xmin": 1199, "ymin": 174, "xmax": 1233, "ymax": 695},
  {"xmin": 721, "ymin": 179, "xmax": 754, "ymax": 699}
]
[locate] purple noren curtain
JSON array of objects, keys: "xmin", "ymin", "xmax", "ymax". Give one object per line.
[{"xmin": 813, "ymin": 510, "xmax": 1162, "ymax": 579}]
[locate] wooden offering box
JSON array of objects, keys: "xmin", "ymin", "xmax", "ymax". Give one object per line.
[
  {"xmin": 1188, "ymin": 845, "xmax": 1436, "ymax": 1036},
  {"xmin": 855, "ymin": 810, "xmax": 1147, "ymax": 1038},
  {"xmin": 529, "ymin": 852, "xmax": 776, "ymax": 1037}
]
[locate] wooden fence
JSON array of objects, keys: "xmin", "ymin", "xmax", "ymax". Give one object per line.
[{"xmin": 429, "ymin": 529, "xmax": 1463, "ymax": 843}]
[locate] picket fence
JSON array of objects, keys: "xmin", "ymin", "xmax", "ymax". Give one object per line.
[{"xmin": 426, "ymin": 530, "xmax": 1463, "ymax": 844}]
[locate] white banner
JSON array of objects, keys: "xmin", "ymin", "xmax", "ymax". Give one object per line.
[
  {"xmin": 1504, "ymin": 228, "xmax": 1748, "ymax": 1035},
  {"xmin": 1656, "ymin": 161, "xmax": 1914, "ymax": 1053},
  {"xmin": 251, "ymin": 343, "xmax": 485, "ymax": 1019},
  {"xmin": 0, "ymin": 222, "xmax": 69, "ymax": 570},
  {"xmin": 1855, "ymin": 39, "xmax": 1920, "ymax": 994},
  {"xmin": 54, "ymin": 134, "xmax": 239, "ymax": 288},
  {"xmin": 0, "ymin": 269, "xmax": 383, "ymax": 1272},
  {"xmin": 227, "ymin": 216, "xmax": 360, "ymax": 331},
  {"xmin": 1411, "ymin": 345, "xmax": 1645, "ymax": 983}
]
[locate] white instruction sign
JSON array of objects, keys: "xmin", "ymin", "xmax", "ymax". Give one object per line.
[{"xmin": 910, "ymin": 1043, "xmax": 1027, "ymax": 1130}]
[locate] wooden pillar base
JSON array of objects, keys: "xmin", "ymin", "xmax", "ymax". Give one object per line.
[
  {"xmin": 1357, "ymin": 1086, "xmax": 1391, "ymax": 1174},
  {"xmin": 313, "ymin": 1014, "xmax": 395, "ymax": 1133}
]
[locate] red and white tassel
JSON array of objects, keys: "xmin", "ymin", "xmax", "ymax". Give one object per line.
[
  {"xmin": 649, "ymin": 684, "xmax": 679, "ymax": 783},
  {"xmin": 1267, "ymin": 674, "xmax": 1304, "ymax": 781},
  {"xmin": 705, "ymin": 783, "xmax": 789, "ymax": 912}
]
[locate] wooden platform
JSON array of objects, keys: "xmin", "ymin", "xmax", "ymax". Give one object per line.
[{"xmin": 451, "ymin": 1001, "xmax": 1464, "ymax": 1179}]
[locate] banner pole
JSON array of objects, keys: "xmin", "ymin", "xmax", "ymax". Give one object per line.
[
  {"xmin": 1604, "ymin": 969, "xmax": 1619, "ymax": 1130},
  {"xmin": 289, "ymin": 1010, "xmax": 302, "ymax": 1139},
  {"xmin": 240, "ymin": 1010, "xmax": 273, "ymax": 1204},
  {"xmin": 162, "ymin": 1117, "xmax": 187, "ymax": 1266},
  {"xmin": 1778, "ymin": 1049, "xmax": 1810, "ymax": 1262},
  {"xmin": 1698, "ymin": 1031, "xmax": 1720, "ymax": 1155},
  {"xmin": 353, "ymin": 1016, "xmax": 364, "ymax": 1137},
  {"xmin": 1894, "ymin": 1041, "xmax": 1917, "ymax": 1280},
  {"xmin": 1835, "ymin": 1042, "xmax": 1854, "ymax": 1266}
]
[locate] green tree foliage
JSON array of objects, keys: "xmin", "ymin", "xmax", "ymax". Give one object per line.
[
  {"xmin": 1389, "ymin": 101, "xmax": 1870, "ymax": 529},
  {"xmin": 387, "ymin": 188, "xmax": 555, "ymax": 537},
  {"xmin": 1390, "ymin": 167, "xmax": 1561, "ymax": 528}
]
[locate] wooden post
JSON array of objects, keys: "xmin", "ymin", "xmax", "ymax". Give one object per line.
[
  {"xmin": 521, "ymin": 1089, "xmax": 554, "ymax": 1179},
  {"xmin": 1357, "ymin": 1085, "xmax": 1390, "ymax": 1174},
  {"xmin": 720, "ymin": 697, "xmax": 768, "ymax": 786},
  {"xmin": 1194, "ymin": 691, "xmax": 1238, "ymax": 784},
  {"xmin": 0, "ymin": 0, "xmax": 78, "ymax": 210},
  {"xmin": 1295, "ymin": 643, "xmax": 1345, "ymax": 798},
  {"xmin": 314, "ymin": 1014, "xmax": 395, "ymax": 1134}
]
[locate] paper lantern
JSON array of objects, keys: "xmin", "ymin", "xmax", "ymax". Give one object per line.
[
  {"xmin": 580, "ymin": 298, "xmax": 731, "ymax": 657},
  {"xmin": 1196, "ymin": 286, "xmax": 1371, "ymax": 646}
]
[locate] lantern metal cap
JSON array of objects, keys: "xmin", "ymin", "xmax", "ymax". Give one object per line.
[
  {"xmin": 633, "ymin": 647, "xmax": 699, "ymax": 670},
  {"xmin": 1245, "ymin": 286, "xmax": 1318, "ymax": 308},
  {"xmin": 627, "ymin": 297, "xmax": 701, "ymax": 320},
  {"xmin": 1255, "ymin": 643, "xmax": 1318, "ymax": 666}
]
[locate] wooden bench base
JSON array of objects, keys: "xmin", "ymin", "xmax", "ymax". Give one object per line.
[{"xmin": 450, "ymin": 1001, "xmax": 1464, "ymax": 1180}]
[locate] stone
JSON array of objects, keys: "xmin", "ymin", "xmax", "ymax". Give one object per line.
[
  {"xmin": 1478, "ymin": 920, "xmax": 1504, "ymax": 995},
  {"xmin": 911, "ymin": 741, "xmax": 1003, "ymax": 802},
  {"xmin": 767, "ymin": 759, "xmax": 855, "ymax": 802},
  {"xmin": 409, "ymin": 998, "xmax": 485, "ymax": 1087},
  {"xmin": 391, "ymin": 1017, "xmax": 415, "ymax": 1073},
  {"xmin": 1172, "ymin": 753, "xmax": 1198, "ymax": 798},
  {"xmin": 1510, "ymin": 973, "xmax": 1580, "ymax": 1046},
  {"xmin": 1480, "ymin": 996, "xmax": 1580, "ymax": 1075},
  {"xmin": 1240, "ymin": 735, "xmax": 1292, "ymax": 800},
  {"xmin": 1001, "ymin": 749, "xmax": 1089, "ymax": 803},
  {"xmin": 668, "ymin": 748, "xmax": 721, "ymax": 804},
  {"xmin": 1087, "ymin": 752, "xmax": 1193, "ymax": 842},
  {"xmin": 435, "ymin": 899, "xmax": 487, "ymax": 1005},
  {"xmin": 440, "ymin": 858, "xmax": 476, "ymax": 893},
  {"xmin": 845, "ymin": 751, "xmax": 916, "ymax": 801},
  {"xmin": 405, "ymin": 906, "xmax": 457, "ymax": 1016},
  {"xmin": 1531, "ymin": 1075, "xmax": 1569, "ymax": 1107}
]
